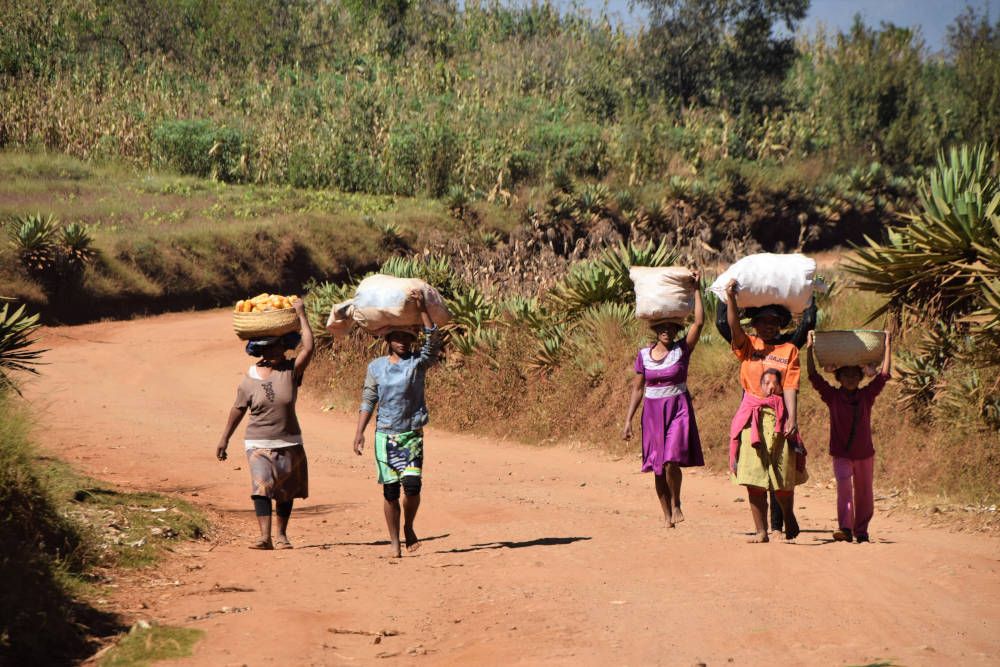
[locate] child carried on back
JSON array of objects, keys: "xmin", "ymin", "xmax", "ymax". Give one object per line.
[{"xmin": 805, "ymin": 330, "xmax": 892, "ymax": 543}]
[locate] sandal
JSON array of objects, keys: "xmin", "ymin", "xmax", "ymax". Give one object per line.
[
  {"xmin": 274, "ymin": 537, "xmax": 293, "ymax": 550},
  {"xmin": 833, "ymin": 528, "xmax": 853, "ymax": 542},
  {"xmin": 249, "ymin": 539, "xmax": 273, "ymax": 550}
]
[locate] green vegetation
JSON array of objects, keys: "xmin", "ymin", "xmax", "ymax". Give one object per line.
[
  {"xmin": 0, "ymin": 301, "xmax": 45, "ymax": 392},
  {"xmin": 99, "ymin": 624, "xmax": 204, "ymax": 667},
  {"xmin": 3, "ymin": 0, "xmax": 995, "ymax": 203},
  {"xmin": 847, "ymin": 144, "xmax": 1000, "ymax": 430},
  {"xmin": 0, "ymin": 153, "xmax": 448, "ymax": 321}
]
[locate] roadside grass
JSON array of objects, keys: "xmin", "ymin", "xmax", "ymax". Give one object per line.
[
  {"xmin": 0, "ymin": 151, "xmax": 462, "ymax": 322},
  {"xmin": 0, "ymin": 393, "xmax": 209, "ymax": 663},
  {"xmin": 98, "ymin": 625, "xmax": 204, "ymax": 667}
]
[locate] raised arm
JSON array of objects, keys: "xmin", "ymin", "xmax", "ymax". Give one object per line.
[
  {"xmin": 685, "ymin": 270, "xmax": 705, "ymax": 351},
  {"xmin": 413, "ymin": 289, "xmax": 443, "ymax": 368},
  {"xmin": 880, "ymin": 330, "xmax": 892, "ymax": 376},
  {"xmin": 805, "ymin": 330, "xmax": 820, "ymax": 380},
  {"xmin": 292, "ymin": 298, "xmax": 314, "ymax": 380},
  {"xmin": 725, "ymin": 279, "xmax": 747, "ymax": 349},
  {"xmin": 786, "ymin": 297, "xmax": 818, "ymax": 349}
]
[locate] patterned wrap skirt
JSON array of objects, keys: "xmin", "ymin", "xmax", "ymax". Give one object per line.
[
  {"xmin": 374, "ymin": 430, "xmax": 423, "ymax": 484},
  {"xmin": 246, "ymin": 444, "xmax": 309, "ymax": 501}
]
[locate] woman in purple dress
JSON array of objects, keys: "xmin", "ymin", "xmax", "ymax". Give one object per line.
[{"xmin": 623, "ymin": 271, "xmax": 705, "ymax": 527}]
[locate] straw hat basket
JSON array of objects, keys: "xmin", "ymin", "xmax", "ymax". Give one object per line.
[
  {"xmin": 233, "ymin": 307, "xmax": 300, "ymax": 340},
  {"xmin": 813, "ymin": 330, "xmax": 885, "ymax": 368}
]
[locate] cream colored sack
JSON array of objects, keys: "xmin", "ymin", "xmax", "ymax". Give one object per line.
[
  {"xmin": 629, "ymin": 267, "xmax": 695, "ymax": 321},
  {"xmin": 351, "ymin": 274, "xmax": 452, "ymax": 335},
  {"xmin": 325, "ymin": 300, "xmax": 356, "ymax": 337},
  {"xmin": 709, "ymin": 253, "xmax": 817, "ymax": 314}
]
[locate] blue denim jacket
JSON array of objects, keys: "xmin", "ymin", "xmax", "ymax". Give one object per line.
[{"xmin": 360, "ymin": 328, "xmax": 443, "ymax": 434}]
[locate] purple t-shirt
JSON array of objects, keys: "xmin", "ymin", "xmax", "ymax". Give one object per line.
[{"xmin": 809, "ymin": 372, "xmax": 888, "ymax": 459}]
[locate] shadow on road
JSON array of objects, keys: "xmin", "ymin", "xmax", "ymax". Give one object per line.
[
  {"xmin": 298, "ymin": 533, "xmax": 451, "ymax": 549},
  {"xmin": 435, "ymin": 536, "xmax": 592, "ymax": 554}
]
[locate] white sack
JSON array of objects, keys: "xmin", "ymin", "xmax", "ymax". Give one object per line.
[
  {"xmin": 628, "ymin": 266, "xmax": 695, "ymax": 321},
  {"xmin": 351, "ymin": 274, "xmax": 452, "ymax": 334},
  {"xmin": 709, "ymin": 253, "xmax": 816, "ymax": 314},
  {"xmin": 325, "ymin": 300, "xmax": 356, "ymax": 338}
]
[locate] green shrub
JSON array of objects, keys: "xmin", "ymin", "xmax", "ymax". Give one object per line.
[{"xmin": 152, "ymin": 119, "xmax": 249, "ymax": 183}]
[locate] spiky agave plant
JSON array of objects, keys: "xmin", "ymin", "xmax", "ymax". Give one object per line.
[
  {"xmin": 844, "ymin": 144, "xmax": 1000, "ymax": 325},
  {"xmin": 8, "ymin": 213, "xmax": 59, "ymax": 278},
  {"xmin": 0, "ymin": 302, "xmax": 47, "ymax": 394},
  {"xmin": 380, "ymin": 254, "xmax": 463, "ymax": 299}
]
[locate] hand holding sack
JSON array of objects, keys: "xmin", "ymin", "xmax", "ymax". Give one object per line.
[
  {"xmin": 628, "ymin": 266, "xmax": 697, "ymax": 323},
  {"xmin": 325, "ymin": 274, "xmax": 452, "ymax": 337},
  {"xmin": 709, "ymin": 253, "xmax": 818, "ymax": 315}
]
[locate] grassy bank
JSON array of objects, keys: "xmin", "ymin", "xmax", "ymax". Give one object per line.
[
  {"xmin": 0, "ymin": 152, "xmax": 468, "ymax": 323},
  {"xmin": 0, "ymin": 392, "xmax": 208, "ymax": 664}
]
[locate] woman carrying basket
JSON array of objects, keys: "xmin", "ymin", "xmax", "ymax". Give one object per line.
[
  {"xmin": 353, "ymin": 290, "xmax": 442, "ymax": 558},
  {"xmin": 216, "ymin": 298, "xmax": 314, "ymax": 550}
]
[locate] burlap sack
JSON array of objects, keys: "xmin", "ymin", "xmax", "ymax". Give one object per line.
[
  {"xmin": 351, "ymin": 274, "xmax": 452, "ymax": 334},
  {"xmin": 709, "ymin": 253, "xmax": 816, "ymax": 315},
  {"xmin": 628, "ymin": 267, "xmax": 695, "ymax": 321}
]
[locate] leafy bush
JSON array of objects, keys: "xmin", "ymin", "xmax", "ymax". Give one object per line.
[{"xmin": 152, "ymin": 119, "xmax": 249, "ymax": 183}]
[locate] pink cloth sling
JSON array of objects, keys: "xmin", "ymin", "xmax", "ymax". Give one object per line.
[{"xmin": 729, "ymin": 393, "xmax": 786, "ymax": 471}]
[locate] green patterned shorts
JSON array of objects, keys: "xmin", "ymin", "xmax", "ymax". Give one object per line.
[{"xmin": 374, "ymin": 430, "xmax": 424, "ymax": 484}]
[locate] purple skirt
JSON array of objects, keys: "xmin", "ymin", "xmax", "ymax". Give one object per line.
[{"xmin": 640, "ymin": 392, "xmax": 704, "ymax": 471}]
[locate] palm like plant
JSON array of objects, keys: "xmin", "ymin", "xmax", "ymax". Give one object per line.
[
  {"xmin": 8, "ymin": 214, "xmax": 59, "ymax": 276},
  {"xmin": 845, "ymin": 144, "xmax": 1000, "ymax": 324},
  {"xmin": 0, "ymin": 303, "xmax": 47, "ymax": 394}
]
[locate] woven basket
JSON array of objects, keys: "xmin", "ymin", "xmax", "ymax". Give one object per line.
[
  {"xmin": 813, "ymin": 330, "xmax": 885, "ymax": 368},
  {"xmin": 233, "ymin": 308, "xmax": 299, "ymax": 340}
]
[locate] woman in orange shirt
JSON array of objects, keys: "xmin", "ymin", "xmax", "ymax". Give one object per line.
[{"xmin": 725, "ymin": 280, "xmax": 808, "ymax": 543}]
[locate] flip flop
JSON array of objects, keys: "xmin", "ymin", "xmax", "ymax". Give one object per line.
[
  {"xmin": 249, "ymin": 539, "xmax": 273, "ymax": 550},
  {"xmin": 274, "ymin": 538, "xmax": 293, "ymax": 550}
]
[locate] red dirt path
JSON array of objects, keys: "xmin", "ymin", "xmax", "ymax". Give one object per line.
[{"xmin": 27, "ymin": 309, "xmax": 1000, "ymax": 665}]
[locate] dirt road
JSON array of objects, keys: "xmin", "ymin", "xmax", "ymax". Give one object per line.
[{"xmin": 27, "ymin": 310, "xmax": 1000, "ymax": 665}]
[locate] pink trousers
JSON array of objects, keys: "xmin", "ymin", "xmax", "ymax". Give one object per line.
[{"xmin": 832, "ymin": 456, "xmax": 874, "ymax": 537}]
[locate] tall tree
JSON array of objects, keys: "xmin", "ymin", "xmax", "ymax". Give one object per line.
[{"xmin": 633, "ymin": 0, "xmax": 809, "ymax": 112}]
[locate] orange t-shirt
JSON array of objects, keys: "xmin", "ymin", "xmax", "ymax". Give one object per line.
[{"xmin": 733, "ymin": 335, "xmax": 800, "ymax": 397}]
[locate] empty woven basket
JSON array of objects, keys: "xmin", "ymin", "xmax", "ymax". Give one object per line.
[
  {"xmin": 233, "ymin": 308, "xmax": 299, "ymax": 340},
  {"xmin": 813, "ymin": 330, "xmax": 885, "ymax": 368}
]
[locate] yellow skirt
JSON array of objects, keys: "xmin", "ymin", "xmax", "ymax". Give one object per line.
[{"xmin": 731, "ymin": 408, "xmax": 808, "ymax": 491}]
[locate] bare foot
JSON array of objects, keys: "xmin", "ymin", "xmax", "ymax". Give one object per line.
[
  {"xmin": 390, "ymin": 539, "xmax": 402, "ymax": 559},
  {"xmin": 404, "ymin": 525, "xmax": 421, "ymax": 552},
  {"xmin": 249, "ymin": 538, "xmax": 273, "ymax": 550},
  {"xmin": 747, "ymin": 532, "xmax": 769, "ymax": 543},
  {"xmin": 671, "ymin": 506, "xmax": 685, "ymax": 525}
]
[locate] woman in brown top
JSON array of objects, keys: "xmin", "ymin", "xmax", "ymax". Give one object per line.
[{"xmin": 216, "ymin": 298, "xmax": 314, "ymax": 549}]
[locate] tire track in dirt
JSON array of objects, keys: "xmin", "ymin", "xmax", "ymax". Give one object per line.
[{"xmin": 26, "ymin": 310, "xmax": 1000, "ymax": 665}]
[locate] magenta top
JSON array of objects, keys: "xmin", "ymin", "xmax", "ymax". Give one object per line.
[{"xmin": 809, "ymin": 372, "xmax": 888, "ymax": 459}]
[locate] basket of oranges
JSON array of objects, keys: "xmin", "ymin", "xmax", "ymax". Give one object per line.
[{"xmin": 232, "ymin": 293, "xmax": 300, "ymax": 340}]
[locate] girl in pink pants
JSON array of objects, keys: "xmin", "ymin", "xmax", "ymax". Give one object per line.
[{"xmin": 805, "ymin": 331, "xmax": 892, "ymax": 543}]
